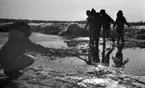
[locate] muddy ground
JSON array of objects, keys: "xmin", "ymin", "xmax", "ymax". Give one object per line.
[{"xmin": 0, "ymin": 32, "xmax": 145, "ymax": 88}]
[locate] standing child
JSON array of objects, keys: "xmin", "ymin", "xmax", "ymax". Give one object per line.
[
  {"xmin": 91, "ymin": 8, "xmax": 102, "ymax": 62},
  {"xmin": 84, "ymin": 10, "xmax": 97, "ymax": 63},
  {"xmin": 100, "ymin": 9, "xmax": 115, "ymax": 39},
  {"xmin": 113, "ymin": 10, "xmax": 130, "ymax": 43},
  {"xmin": 100, "ymin": 9, "xmax": 115, "ymax": 62}
]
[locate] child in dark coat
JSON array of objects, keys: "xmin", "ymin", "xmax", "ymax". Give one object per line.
[{"xmin": 113, "ymin": 10, "xmax": 130, "ymax": 43}]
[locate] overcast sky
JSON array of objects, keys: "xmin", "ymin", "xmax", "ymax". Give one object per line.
[{"xmin": 0, "ymin": 0, "xmax": 144, "ymax": 22}]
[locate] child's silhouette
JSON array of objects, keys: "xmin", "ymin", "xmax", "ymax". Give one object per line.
[
  {"xmin": 90, "ymin": 8, "xmax": 102, "ymax": 62},
  {"xmin": 113, "ymin": 10, "xmax": 130, "ymax": 43},
  {"xmin": 100, "ymin": 9, "xmax": 114, "ymax": 38}
]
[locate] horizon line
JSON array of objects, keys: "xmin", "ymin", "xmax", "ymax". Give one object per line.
[{"xmin": 0, "ymin": 18, "xmax": 145, "ymax": 23}]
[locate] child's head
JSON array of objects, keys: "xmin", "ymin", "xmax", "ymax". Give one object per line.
[
  {"xmin": 91, "ymin": 9, "xmax": 101, "ymax": 19},
  {"xmin": 117, "ymin": 10, "xmax": 123, "ymax": 17},
  {"xmin": 86, "ymin": 10, "xmax": 91, "ymax": 16},
  {"xmin": 9, "ymin": 22, "xmax": 31, "ymax": 37},
  {"xmin": 91, "ymin": 8, "xmax": 96, "ymax": 15},
  {"xmin": 100, "ymin": 9, "xmax": 106, "ymax": 15}
]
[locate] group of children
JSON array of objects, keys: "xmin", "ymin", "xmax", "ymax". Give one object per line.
[
  {"xmin": 85, "ymin": 8, "xmax": 130, "ymax": 63},
  {"xmin": 0, "ymin": 9, "xmax": 130, "ymax": 79}
]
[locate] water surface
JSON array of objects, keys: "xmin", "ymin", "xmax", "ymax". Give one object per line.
[{"xmin": 0, "ymin": 32, "xmax": 145, "ymax": 76}]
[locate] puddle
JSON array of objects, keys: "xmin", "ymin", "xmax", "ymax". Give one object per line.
[
  {"xmin": 30, "ymin": 33, "xmax": 67, "ymax": 48},
  {"xmin": 47, "ymin": 58, "xmax": 86, "ymax": 73},
  {"xmin": 0, "ymin": 32, "xmax": 145, "ymax": 76},
  {"xmin": 122, "ymin": 48, "xmax": 145, "ymax": 76},
  {"xmin": 36, "ymin": 41, "xmax": 67, "ymax": 48},
  {"xmin": 65, "ymin": 37, "xmax": 145, "ymax": 76},
  {"xmin": 52, "ymin": 57, "xmax": 86, "ymax": 66}
]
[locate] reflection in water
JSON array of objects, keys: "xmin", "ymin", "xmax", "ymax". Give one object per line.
[
  {"xmin": 103, "ymin": 44, "xmax": 115, "ymax": 66},
  {"xmin": 1, "ymin": 32, "xmax": 145, "ymax": 77},
  {"xmin": 112, "ymin": 43, "xmax": 129, "ymax": 68}
]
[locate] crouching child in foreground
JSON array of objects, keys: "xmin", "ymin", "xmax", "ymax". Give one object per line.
[{"xmin": 0, "ymin": 22, "xmax": 34, "ymax": 78}]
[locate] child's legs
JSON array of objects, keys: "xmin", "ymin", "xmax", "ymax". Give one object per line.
[
  {"xmin": 102, "ymin": 30, "xmax": 106, "ymax": 62},
  {"xmin": 4, "ymin": 70, "xmax": 23, "ymax": 78},
  {"xmin": 90, "ymin": 36, "xmax": 94, "ymax": 49},
  {"xmin": 120, "ymin": 33, "xmax": 124, "ymax": 41},
  {"xmin": 117, "ymin": 36, "xmax": 120, "ymax": 42},
  {"xmin": 118, "ymin": 32, "xmax": 124, "ymax": 42},
  {"xmin": 94, "ymin": 31, "xmax": 100, "ymax": 62},
  {"xmin": 3, "ymin": 54, "xmax": 34, "ymax": 72},
  {"xmin": 3, "ymin": 55, "xmax": 34, "ymax": 78}
]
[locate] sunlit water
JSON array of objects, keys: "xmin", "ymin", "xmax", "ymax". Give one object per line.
[
  {"xmin": 73, "ymin": 37, "xmax": 145, "ymax": 76},
  {"xmin": 30, "ymin": 33, "xmax": 68, "ymax": 48},
  {"xmin": 0, "ymin": 32, "xmax": 145, "ymax": 76},
  {"xmin": 122, "ymin": 48, "xmax": 145, "ymax": 76}
]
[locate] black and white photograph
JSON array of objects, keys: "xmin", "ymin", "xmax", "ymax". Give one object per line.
[{"xmin": 0, "ymin": 0, "xmax": 145, "ymax": 88}]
